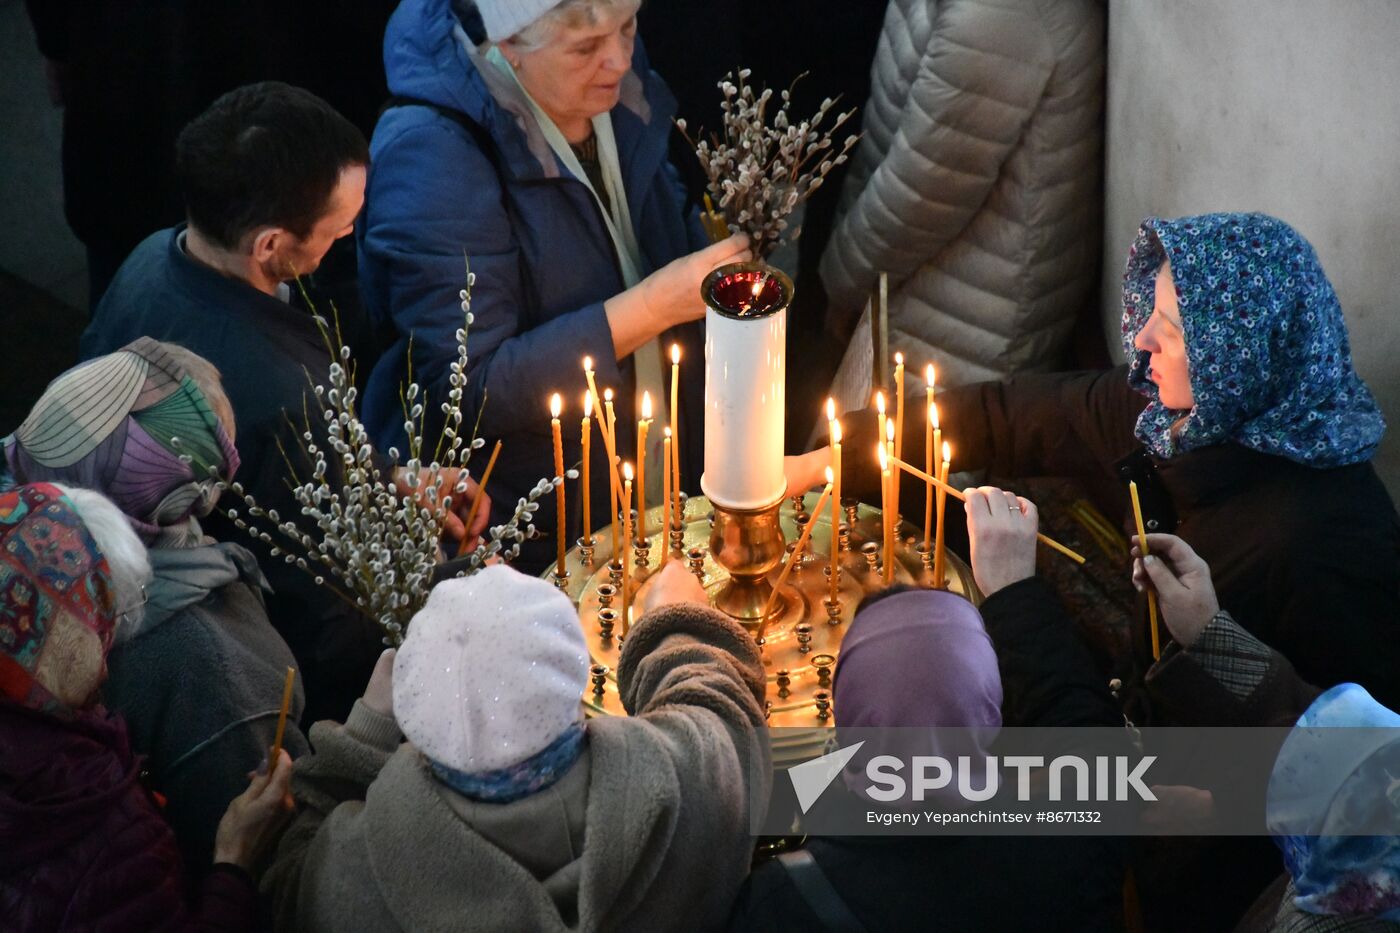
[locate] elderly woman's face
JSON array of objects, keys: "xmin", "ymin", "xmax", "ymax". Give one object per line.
[
  {"xmin": 1134, "ymin": 261, "xmax": 1195, "ymax": 410},
  {"xmin": 507, "ymin": 10, "xmax": 637, "ymax": 134}
]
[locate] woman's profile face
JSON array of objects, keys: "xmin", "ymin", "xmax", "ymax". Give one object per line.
[
  {"xmin": 1134, "ymin": 261, "xmax": 1194, "ymax": 410},
  {"xmin": 508, "ymin": 11, "xmax": 637, "ymax": 133}
]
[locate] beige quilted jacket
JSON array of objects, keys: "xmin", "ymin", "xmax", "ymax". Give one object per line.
[{"xmin": 821, "ymin": 0, "xmax": 1105, "ymax": 384}]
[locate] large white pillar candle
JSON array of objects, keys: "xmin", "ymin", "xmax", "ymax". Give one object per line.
[{"xmin": 700, "ymin": 264, "xmax": 790, "ymax": 511}]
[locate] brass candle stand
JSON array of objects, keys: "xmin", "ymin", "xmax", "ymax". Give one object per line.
[{"xmin": 550, "ymin": 491, "xmax": 979, "ymax": 761}]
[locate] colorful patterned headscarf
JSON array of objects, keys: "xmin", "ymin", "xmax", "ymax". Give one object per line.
[
  {"xmin": 0, "ymin": 483, "xmax": 117, "ymax": 713},
  {"xmin": 4, "ymin": 339, "xmax": 239, "ymax": 546},
  {"xmin": 1121, "ymin": 213, "xmax": 1384, "ymax": 466}
]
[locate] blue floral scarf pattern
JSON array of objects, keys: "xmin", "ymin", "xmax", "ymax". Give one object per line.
[
  {"xmin": 429, "ymin": 722, "xmax": 586, "ymax": 804},
  {"xmin": 1121, "ymin": 213, "xmax": 1384, "ymax": 466}
]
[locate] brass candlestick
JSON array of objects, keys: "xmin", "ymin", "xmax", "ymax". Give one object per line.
[{"xmin": 707, "ymin": 496, "xmax": 787, "ymax": 628}]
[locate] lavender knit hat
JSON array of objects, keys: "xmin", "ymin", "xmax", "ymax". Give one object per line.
[
  {"xmin": 473, "ymin": 0, "xmax": 568, "ymax": 42},
  {"xmin": 393, "ymin": 564, "xmax": 590, "ymax": 773}
]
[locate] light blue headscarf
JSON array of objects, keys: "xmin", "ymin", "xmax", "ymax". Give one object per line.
[
  {"xmin": 1121, "ymin": 213, "xmax": 1385, "ymax": 466},
  {"xmin": 1267, "ymin": 684, "xmax": 1400, "ymax": 920}
]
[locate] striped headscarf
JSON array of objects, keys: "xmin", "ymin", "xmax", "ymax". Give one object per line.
[
  {"xmin": 4, "ymin": 339, "xmax": 240, "ymax": 546},
  {"xmin": 0, "ymin": 483, "xmax": 116, "ymax": 713}
]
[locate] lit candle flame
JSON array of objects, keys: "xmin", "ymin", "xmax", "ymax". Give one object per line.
[
  {"xmin": 878, "ymin": 444, "xmax": 888, "ymax": 470},
  {"xmin": 583, "ymin": 390, "xmax": 592, "ymax": 413},
  {"xmin": 751, "ymin": 279, "xmax": 764, "ymax": 297},
  {"xmin": 876, "ymin": 391, "xmax": 886, "ymax": 415},
  {"xmin": 832, "ymin": 420, "xmax": 842, "ymax": 444},
  {"xmin": 826, "ymin": 397, "xmax": 836, "ymax": 422},
  {"xmin": 550, "ymin": 393, "xmax": 562, "ymax": 419},
  {"xmin": 894, "ymin": 351, "xmax": 904, "ymax": 366},
  {"xmin": 670, "ymin": 343, "xmax": 681, "ymax": 365},
  {"xmin": 926, "ymin": 363, "xmax": 935, "ymax": 386},
  {"xmin": 623, "ymin": 462, "xmax": 634, "ymax": 481},
  {"xmin": 886, "ymin": 419, "xmax": 895, "ymax": 443},
  {"xmin": 930, "ymin": 402, "xmax": 940, "ymax": 430},
  {"xmin": 943, "ymin": 441, "xmax": 952, "ymax": 463},
  {"xmin": 583, "ymin": 355, "xmax": 593, "ymax": 372},
  {"xmin": 825, "ymin": 466, "xmax": 834, "ymax": 484},
  {"xmin": 641, "ymin": 391, "xmax": 652, "ymax": 420},
  {"xmin": 664, "ymin": 425, "xmax": 672, "ymax": 438},
  {"xmin": 604, "ymin": 388, "xmax": 614, "ymax": 402}
]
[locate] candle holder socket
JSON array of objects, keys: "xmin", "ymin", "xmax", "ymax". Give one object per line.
[
  {"xmin": 589, "ymin": 663, "xmax": 609, "ymax": 697},
  {"xmin": 576, "ymin": 536, "xmax": 596, "ymax": 567},
  {"xmin": 607, "ymin": 559, "xmax": 623, "ymax": 588},
  {"xmin": 814, "ymin": 691, "xmax": 831, "ymax": 722},
  {"xmin": 812, "ymin": 653, "xmax": 835, "ymax": 688},
  {"xmin": 795, "ymin": 622, "xmax": 813, "ymax": 654},
  {"xmin": 597, "ymin": 608, "xmax": 617, "ymax": 640},
  {"xmin": 823, "ymin": 594, "xmax": 842, "ymax": 624},
  {"xmin": 841, "ymin": 497, "xmax": 860, "ymax": 530},
  {"xmin": 914, "ymin": 542, "xmax": 934, "ymax": 573},
  {"xmin": 595, "ymin": 583, "xmax": 616, "ymax": 608},
  {"xmin": 838, "ymin": 522, "xmax": 852, "ymax": 553},
  {"xmin": 776, "ymin": 669, "xmax": 791, "ymax": 699},
  {"xmin": 860, "ymin": 541, "xmax": 880, "ymax": 575},
  {"xmin": 686, "ymin": 546, "xmax": 707, "ymax": 579},
  {"xmin": 552, "ymin": 568, "xmax": 570, "ymax": 590}
]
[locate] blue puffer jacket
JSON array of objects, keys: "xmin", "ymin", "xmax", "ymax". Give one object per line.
[{"xmin": 359, "ymin": 0, "xmax": 708, "ymax": 571}]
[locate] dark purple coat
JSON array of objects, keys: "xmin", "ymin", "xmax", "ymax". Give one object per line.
[{"xmin": 0, "ymin": 701, "xmax": 254, "ymax": 932}]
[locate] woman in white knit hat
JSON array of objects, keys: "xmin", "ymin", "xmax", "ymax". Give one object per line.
[
  {"xmin": 261, "ymin": 561, "xmax": 770, "ymax": 932},
  {"xmin": 358, "ymin": 0, "xmax": 749, "ymax": 575}
]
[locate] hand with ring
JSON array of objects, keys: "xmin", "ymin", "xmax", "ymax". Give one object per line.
[{"xmin": 963, "ymin": 485, "xmax": 1039, "ymax": 597}]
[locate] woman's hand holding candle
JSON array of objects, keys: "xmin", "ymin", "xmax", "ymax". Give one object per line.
[
  {"xmin": 963, "ymin": 486, "xmax": 1038, "ymax": 597},
  {"xmin": 1132, "ymin": 532, "xmax": 1220, "ymax": 649}
]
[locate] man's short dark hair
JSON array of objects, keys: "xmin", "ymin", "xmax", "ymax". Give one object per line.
[{"xmin": 176, "ymin": 82, "xmax": 369, "ymax": 250}]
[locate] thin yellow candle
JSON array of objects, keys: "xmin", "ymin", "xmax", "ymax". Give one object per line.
[
  {"xmin": 889, "ymin": 455, "xmax": 1087, "ymax": 564},
  {"xmin": 884, "ymin": 414, "xmax": 896, "ymax": 537},
  {"xmin": 637, "ymin": 392, "xmax": 652, "ymax": 559},
  {"xmin": 757, "ymin": 472, "xmax": 834, "ymax": 640},
  {"xmin": 581, "ymin": 391, "xmax": 592, "ymax": 546},
  {"xmin": 893, "ymin": 352, "xmax": 905, "ymax": 463},
  {"xmin": 879, "ymin": 443, "xmax": 894, "ymax": 584},
  {"xmin": 269, "ymin": 666, "xmax": 295, "ymax": 773},
  {"xmin": 604, "ymin": 388, "xmax": 620, "ymax": 555},
  {"xmin": 875, "ymin": 391, "xmax": 887, "ymax": 459},
  {"xmin": 924, "ymin": 402, "xmax": 938, "ymax": 550},
  {"xmin": 549, "ymin": 394, "xmax": 567, "ymax": 578},
  {"xmin": 670, "ymin": 343, "xmax": 681, "ymax": 528},
  {"xmin": 934, "ymin": 441, "xmax": 950, "ymax": 588},
  {"xmin": 924, "ymin": 364, "xmax": 936, "ymax": 546},
  {"xmin": 1129, "ymin": 480, "xmax": 1162, "ymax": 660},
  {"xmin": 457, "ymin": 439, "xmax": 502, "ymax": 559},
  {"xmin": 662, "ymin": 427, "xmax": 672, "ymax": 558},
  {"xmin": 583, "ymin": 357, "xmax": 621, "ymax": 553},
  {"xmin": 621, "ymin": 462, "xmax": 634, "ymax": 634},
  {"xmin": 826, "ymin": 398, "xmax": 842, "ymax": 607}
]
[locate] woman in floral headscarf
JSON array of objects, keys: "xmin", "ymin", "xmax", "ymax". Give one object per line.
[
  {"xmin": 5, "ymin": 338, "xmax": 309, "ymax": 873},
  {"xmin": 839, "ymin": 212, "xmax": 1399, "ymax": 709},
  {"xmin": 0, "ymin": 482, "xmax": 291, "ymax": 932},
  {"xmin": 823, "ymin": 212, "xmax": 1400, "ymax": 932}
]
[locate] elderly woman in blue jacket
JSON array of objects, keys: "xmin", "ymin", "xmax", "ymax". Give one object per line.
[{"xmin": 360, "ymin": 0, "xmax": 747, "ymax": 571}]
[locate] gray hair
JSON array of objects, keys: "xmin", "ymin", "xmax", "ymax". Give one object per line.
[
  {"xmin": 52, "ymin": 485, "xmax": 154, "ymax": 633},
  {"xmin": 158, "ymin": 342, "xmax": 237, "ymax": 443},
  {"xmin": 511, "ymin": 0, "xmax": 641, "ymax": 52}
]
